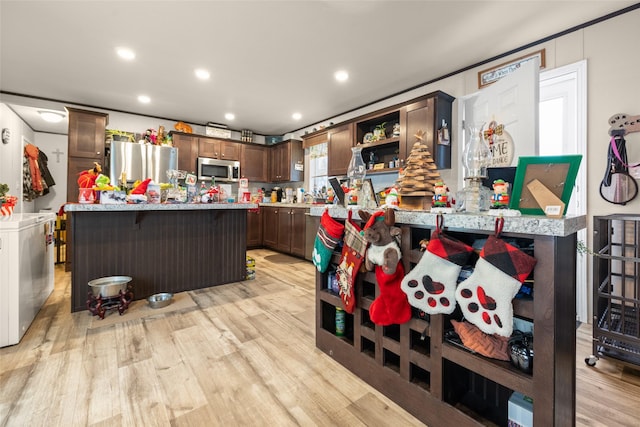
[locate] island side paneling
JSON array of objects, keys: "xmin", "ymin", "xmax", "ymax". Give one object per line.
[{"xmin": 69, "ymin": 208, "xmax": 246, "ymax": 312}]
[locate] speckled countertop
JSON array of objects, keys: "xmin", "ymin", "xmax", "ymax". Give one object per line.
[
  {"xmin": 309, "ymin": 205, "xmax": 586, "ymax": 237},
  {"xmin": 65, "ymin": 202, "xmax": 259, "ymax": 212},
  {"xmin": 258, "ymin": 202, "xmax": 315, "ymax": 208}
]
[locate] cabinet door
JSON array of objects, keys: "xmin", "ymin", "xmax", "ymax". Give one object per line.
[
  {"xmin": 290, "ymin": 208, "xmax": 307, "ymax": 257},
  {"xmin": 172, "ymin": 133, "xmax": 199, "ymax": 173},
  {"xmin": 246, "ymin": 209, "xmax": 263, "ymax": 248},
  {"xmin": 220, "ymin": 141, "xmax": 240, "ymax": 161},
  {"xmin": 276, "ymin": 208, "xmax": 292, "ymax": 253},
  {"xmin": 270, "ymin": 144, "xmax": 287, "ymax": 182},
  {"xmin": 67, "ymin": 157, "xmax": 94, "ymax": 202},
  {"xmin": 262, "ymin": 207, "xmax": 278, "ymax": 248},
  {"xmin": 67, "ymin": 108, "xmax": 108, "ymax": 159},
  {"xmin": 241, "ymin": 144, "xmax": 268, "ymax": 182},
  {"xmin": 198, "ymin": 137, "xmax": 221, "ymax": 158},
  {"xmin": 328, "ymin": 123, "xmax": 354, "ymax": 176}
]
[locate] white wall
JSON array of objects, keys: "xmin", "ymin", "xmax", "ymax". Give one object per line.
[
  {"xmin": 32, "ymin": 133, "xmax": 67, "ymax": 214},
  {"xmin": 0, "ymin": 104, "xmax": 35, "ymax": 213}
]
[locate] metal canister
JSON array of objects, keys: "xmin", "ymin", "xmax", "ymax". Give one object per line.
[{"xmin": 335, "ymin": 307, "xmax": 345, "ymax": 337}]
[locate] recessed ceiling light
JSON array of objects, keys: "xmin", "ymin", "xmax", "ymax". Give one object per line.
[
  {"xmin": 225, "ymin": 113, "xmax": 235, "ymax": 120},
  {"xmin": 195, "ymin": 68, "xmax": 210, "ymax": 80},
  {"xmin": 38, "ymin": 110, "xmax": 66, "ymax": 123},
  {"xmin": 116, "ymin": 47, "xmax": 135, "ymax": 61},
  {"xmin": 292, "ymin": 112, "xmax": 302, "ymax": 120},
  {"xmin": 138, "ymin": 95, "xmax": 151, "ymax": 104},
  {"xmin": 334, "ymin": 70, "xmax": 349, "ymax": 82}
]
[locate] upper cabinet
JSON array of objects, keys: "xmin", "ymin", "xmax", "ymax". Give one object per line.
[
  {"xmin": 198, "ymin": 137, "xmax": 240, "ymax": 160},
  {"xmin": 270, "ymin": 139, "xmax": 303, "ymax": 183},
  {"xmin": 67, "ymin": 107, "xmax": 108, "ymax": 159},
  {"xmin": 66, "ymin": 107, "xmax": 108, "ymax": 202},
  {"xmin": 241, "ymin": 143, "xmax": 269, "ymax": 182},
  {"xmin": 327, "ymin": 123, "xmax": 354, "ymax": 177},
  {"xmin": 401, "ymin": 91, "xmax": 454, "ymax": 169},
  {"xmin": 302, "ymin": 90, "xmax": 454, "ymax": 178},
  {"xmin": 172, "ymin": 133, "xmax": 199, "ymax": 173}
]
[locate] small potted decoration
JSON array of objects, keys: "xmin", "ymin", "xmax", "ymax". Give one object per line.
[
  {"xmin": 0, "ymin": 183, "xmax": 17, "ymax": 216},
  {"xmin": 373, "ymin": 122, "xmax": 387, "ymax": 141}
]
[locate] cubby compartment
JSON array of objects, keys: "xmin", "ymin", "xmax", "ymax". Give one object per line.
[
  {"xmin": 383, "ymin": 324, "xmax": 401, "ymax": 342},
  {"xmin": 410, "ymin": 328, "xmax": 430, "ymax": 356},
  {"xmin": 320, "ymin": 300, "xmax": 354, "ymax": 343},
  {"xmin": 361, "ymin": 336, "xmax": 375, "ymax": 359},
  {"xmin": 443, "ymin": 360, "xmax": 512, "ymax": 426},
  {"xmin": 355, "ymin": 111, "xmax": 400, "ymax": 144},
  {"xmin": 361, "ymin": 307, "xmax": 375, "ymax": 329},
  {"xmin": 361, "ymin": 280, "xmax": 376, "ymax": 300},
  {"xmin": 410, "ymin": 363, "xmax": 431, "ymax": 391},
  {"xmin": 383, "ymin": 349, "xmax": 401, "ymax": 373}
]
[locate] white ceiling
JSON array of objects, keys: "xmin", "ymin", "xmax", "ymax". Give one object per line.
[{"xmin": 1, "ymin": 1, "xmax": 637, "ymax": 136}]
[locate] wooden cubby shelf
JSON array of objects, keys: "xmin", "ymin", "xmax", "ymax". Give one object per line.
[{"xmin": 314, "ymin": 208, "xmax": 585, "ymax": 426}]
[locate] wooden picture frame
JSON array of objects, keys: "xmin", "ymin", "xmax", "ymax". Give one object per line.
[
  {"xmin": 478, "ymin": 49, "xmax": 546, "ymax": 88},
  {"xmin": 509, "ymin": 155, "xmax": 582, "ymax": 215}
]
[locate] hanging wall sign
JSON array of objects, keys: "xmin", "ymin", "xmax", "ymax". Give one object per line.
[{"xmin": 484, "ymin": 120, "xmax": 514, "ymax": 167}]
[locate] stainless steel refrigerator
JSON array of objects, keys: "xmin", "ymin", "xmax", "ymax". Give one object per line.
[{"xmin": 110, "ymin": 141, "xmax": 178, "ymax": 184}]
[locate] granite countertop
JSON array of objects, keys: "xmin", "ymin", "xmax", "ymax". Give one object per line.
[
  {"xmin": 258, "ymin": 202, "xmax": 315, "ymax": 208},
  {"xmin": 309, "ymin": 205, "xmax": 586, "ymax": 237},
  {"xmin": 65, "ymin": 202, "xmax": 259, "ymax": 212}
]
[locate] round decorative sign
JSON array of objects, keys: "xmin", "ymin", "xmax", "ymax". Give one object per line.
[{"xmin": 483, "ymin": 121, "xmax": 514, "ymax": 167}]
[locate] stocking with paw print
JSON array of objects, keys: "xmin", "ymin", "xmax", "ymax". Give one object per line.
[
  {"xmin": 401, "ymin": 218, "xmax": 474, "ymax": 315},
  {"xmin": 455, "ymin": 218, "xmax": 536, "ymax": 337}
]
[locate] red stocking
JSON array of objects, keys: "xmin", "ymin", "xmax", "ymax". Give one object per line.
[
  {"xmin": 370, "ymin": 262, "xmax": 412, "ymax": 326},
  {"xmin": 336, "ymin": 211, "xmax": 367, "ymax": 313}
]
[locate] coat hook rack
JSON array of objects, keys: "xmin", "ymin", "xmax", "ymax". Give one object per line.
[{"xmin": 609, "ymin": 113, "xmax": 640, "ymax": 136}]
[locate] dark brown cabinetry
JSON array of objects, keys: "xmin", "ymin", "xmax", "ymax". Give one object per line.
[
  {"xmin": 241, "ymin": 144, "xmax": 269, "ymax": 182},
  {"xmin": 401, "ymin": 92, "xmax": 454, "ymax": 169},
  {"xmin": 172, "ymin": 133, "xmax": 199, "ymax": 173},
  {"xmin": 198, "ymin": 137, "xmax": 239, "ymax": 160},
  {"xmin": 65, "ymin": 107, "xmax": 108, "ymax": 203},
  {"xmin": 327, "ymin": 123, "xmax": 354, "ymax": 177},
  {"xmin": 270, "ymin": 140, "xmax": 303, "ymax": 182},
  {"xmin": 316, "ymin": 213, "xmax": 580, "ymax": 427},
  {"xmin": 246, "ymin": 208, "xmax": 263, "ymax": 248},
  {"xmin": 262, "ymin": 206, "xmax": 307, "ymax": 257}
]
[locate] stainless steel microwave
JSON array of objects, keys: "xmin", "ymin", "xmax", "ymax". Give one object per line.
[{"xmin": 197, "ymin": 157, "xmax": 240, "ymax": 182}]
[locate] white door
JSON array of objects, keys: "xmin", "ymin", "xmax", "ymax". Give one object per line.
[
  {"xmin": 459, "ymin": 58, "xmax": 540, "ymax": 184},
  {"xmin": 540, "ymin": 60, "xmax": 588, "ymax": 322}
]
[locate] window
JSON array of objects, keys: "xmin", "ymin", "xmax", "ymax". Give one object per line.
[{"xmin": 308, "ymin": 143, "xmax": 328, "ymax": 195}]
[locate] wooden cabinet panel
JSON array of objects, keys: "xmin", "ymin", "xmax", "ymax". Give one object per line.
[
  {"xmin": 262, "ymin": 207, "xmax": 278, "ymax": 248},
  {"xmin": 246, "ymin": 209, "xmax": 263, "ymax": 248},
  {"xmin": 290, "ymin": 208, "xmax": 307, "ymax": 257},
  {"xmin": 270, "ymin": 140, "xmax": 303, "ymax": 182},
  {"xmin": 401, "ymin": 92, "xmax": 454, "ymax": 169},
  {"xmin": 67, "ymin": 107, "xmax": 108, "ymax": 159},
  {"xmin": 172, "ymin": 133, "xmax": 199, "ymax": 173},
  {"xmin": 276, "ymin": 208, "xmax": 292, "ymax": 253},
  {"xmin": 241, "ymin": 144, "xmax": 269, "ymax": 182},
  {"xmin": 198, "ymin": 137, "xmax": 240, "ymax": 160},
  {"xmin": 327, "ymin": 123, "xmax": 354, "ymax": 177}
]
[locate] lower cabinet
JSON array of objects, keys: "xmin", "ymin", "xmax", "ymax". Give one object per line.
[
  {"xmin": 316, "ymin": 215, "xmax": 579, "ymax": 427},
  {"xmin": 246, "ymin": 209, "xmax": 262, "ymax": 248},
  {"xmin": 261, "ymin": 206, "xmax": 307, "ymax": 258}
]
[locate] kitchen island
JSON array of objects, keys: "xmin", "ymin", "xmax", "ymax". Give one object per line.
[{"xmin": 65, "ymin": 203, "xmax": 257, "ymax": 312}]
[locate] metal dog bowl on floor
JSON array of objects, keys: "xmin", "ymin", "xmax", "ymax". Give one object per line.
[
  {"xmin": 88, "ymin": 276, "xmax": 132, "ymax": 298},
  {"xmin": 147, "ymin": 293, "xmax": 173, "ymax": 309}
]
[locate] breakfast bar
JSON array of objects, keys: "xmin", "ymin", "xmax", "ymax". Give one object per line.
[{"xmin": 65, "ymin": 203, "xmax": 257, "ymax": 312}]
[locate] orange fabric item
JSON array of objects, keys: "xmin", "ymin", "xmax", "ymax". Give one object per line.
[{"xmin": 25, "ymin": 144, "xmax": 43, "ymax": 192}]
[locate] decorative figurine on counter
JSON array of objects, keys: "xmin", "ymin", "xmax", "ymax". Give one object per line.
[
  {"xmin": 326, "ymin": 187, "xmax": 335, "ymax": 204},
  {"xmin": 491, "ymin": 179, "xmax": 510, "ymax": 209},
  {"xmin": 432, "ymin": 181, "xmax": 450, "ymax": 208},
  {"xmin": 487, "ymin": 178, "xmax": 521, "ymax": 217},
  {"xmin": 383, "ymin": 186, "xmax": 399, "ymax": 209},
  {"xmin": 431, "ymin": 181, "xmax": 454, "ymax": 214}
]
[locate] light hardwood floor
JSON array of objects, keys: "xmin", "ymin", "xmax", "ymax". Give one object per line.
[{"xmin": 1, "ymin": 249, "xmax": 639, "ymax": 426}]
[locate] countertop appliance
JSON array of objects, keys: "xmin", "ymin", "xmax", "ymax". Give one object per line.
[
  {"xmin": 110, "ymin": 140, "xmax": 178, "ymax": 184},
  {"xmin": 0, "ymin": 213, "xmax": 55, "ymax": 347},
  {"xmin": 197, "ymin": 157, "xmax": 240, "ymax": 182}
]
